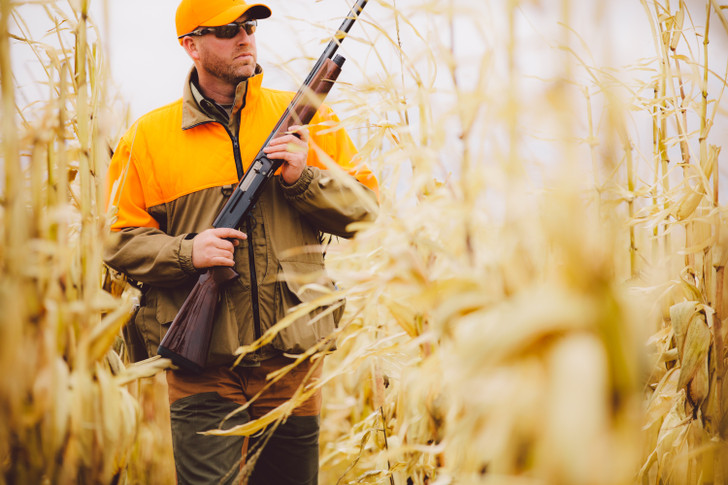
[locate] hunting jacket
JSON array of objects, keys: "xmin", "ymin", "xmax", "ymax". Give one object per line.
[{"xmin": 104, "ymin": 67, "xmax": 378, "ymax": 367}]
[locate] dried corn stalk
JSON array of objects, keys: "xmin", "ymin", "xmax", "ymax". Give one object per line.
[
  {"xmin": 310, "ymin": 1, "xmax": 728, "ymax": 484},
  {"xmin": 0, "ymin": 1, "xmax": 161, "ymax": 483}
]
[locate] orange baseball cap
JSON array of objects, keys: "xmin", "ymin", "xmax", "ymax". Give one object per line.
[{"xmin": 176, "ymin": 0, "xmax": 272, "ymax": 41}]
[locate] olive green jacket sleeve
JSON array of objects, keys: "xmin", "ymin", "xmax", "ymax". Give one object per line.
[
  {"xmin": 279, "ymin": 166, "xmax": 379, "ymax": 238},
  {"xmin": 105, "ymin": 228, "xmax": 198, "ymax": 287}
]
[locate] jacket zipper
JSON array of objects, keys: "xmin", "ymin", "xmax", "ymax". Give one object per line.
[
  {"xmin": 229, "ymin": 131, "xmax": 244, "ymax": 179},
  {"xmin": 226, "ymin": 127, "xmax": 263, "ymax": 347},
  {"xmin": 246, "ymin": 216, "xmax": 262, "ymax": 343}
]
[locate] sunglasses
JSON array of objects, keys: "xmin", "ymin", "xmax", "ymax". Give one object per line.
[{"xmin": 179, "ymin": 20, "xmax": 258, "ymax": 40}]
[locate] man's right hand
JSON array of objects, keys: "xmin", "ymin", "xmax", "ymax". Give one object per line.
[{"xmin": 191, "ymin": 228, "xmax": 247, "ymax": 269}]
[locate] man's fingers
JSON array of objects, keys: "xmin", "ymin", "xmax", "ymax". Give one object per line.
[
  {"xmin": 210, "ymin": 256, "xmax": 235, "ymax": 267},
  {"xmin": 266, "ymin": 131, "xmax": 308, "ymax": 148},
  {"xmin": 213, "ymin": 248, "xmax": 236, "ymax": 261},
  {"xmin": 192, "ymin": 228, "xmax": 247, "ymax": 269},
  {"xmin": 265, "ymin": 138, "xmax": 305, "ymax": 153},
  {"xmin": 287, "ymin": 125, "xmax": 309, "ymax": 142},
  {"xmin": 201, "ymin": 248, "xmax": 236, "ymax": 267},
  {"xmin": 211, "ymin": 227, "xmax": 247, "ymax": 240},
  {"xmin": 264, "ymin": 149, "xmax": 298, "ymax": 162},
  {"xmin": 262, "ymin": 130, "xmax": 309, "ymax": 186},
  {"xmin": 214, "ymin": 239, "xmax": 235, "ymax": 252}
]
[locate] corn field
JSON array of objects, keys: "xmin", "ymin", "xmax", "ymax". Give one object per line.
[{"xmin": 0, "ymin": 0, "xmax": 726, "ymax": 484}]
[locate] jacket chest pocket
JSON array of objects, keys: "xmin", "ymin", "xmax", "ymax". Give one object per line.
[{"xmin": 272, "ymin": 260, "xmax": 345, "ymax": 353}]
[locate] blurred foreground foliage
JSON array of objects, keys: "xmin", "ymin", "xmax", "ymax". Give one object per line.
[{"xmin": 0, "ymin": 1, "xmax": 172, "ymax": 483}]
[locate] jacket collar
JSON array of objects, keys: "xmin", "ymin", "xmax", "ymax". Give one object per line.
[{"xmin": 181, "ymin": 65, "xmax": 264, "ymax": 131}]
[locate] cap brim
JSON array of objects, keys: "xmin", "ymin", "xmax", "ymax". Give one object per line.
[{"xmin": 201, "ymin": 4, "xmax": 272, "ymax": 27}]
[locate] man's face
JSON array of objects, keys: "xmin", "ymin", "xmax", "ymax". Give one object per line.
[{"xmin": 193, "ymin": 15, "xmax": 258, "ymax": 86}]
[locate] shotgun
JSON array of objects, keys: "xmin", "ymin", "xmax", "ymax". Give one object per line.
[{"xmin": 158, "ymin": 0, "xmax": 368, "ymax": 373}]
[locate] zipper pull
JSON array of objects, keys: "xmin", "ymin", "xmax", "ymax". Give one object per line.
[
  {"xmin": 231, "ymin": 137, "xmax": 243, "ymax": 178},
  {"xmin": 220, "ymin": 184, "xmax": 235, "ymax": 197}
]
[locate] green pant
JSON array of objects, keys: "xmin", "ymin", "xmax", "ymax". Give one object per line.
[{"xmin": 167, "ymin": 356, "xmax": 323, "ymax": 484}]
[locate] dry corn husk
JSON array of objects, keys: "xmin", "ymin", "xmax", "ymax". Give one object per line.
[{"xmin": 0, "ymin": 1, "xmax": 148, "ymax": 483}]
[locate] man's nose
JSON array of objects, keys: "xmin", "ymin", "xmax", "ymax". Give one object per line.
[{"xmin": 235, "ymin": 27, "xmax": 252, "ymax": 43}]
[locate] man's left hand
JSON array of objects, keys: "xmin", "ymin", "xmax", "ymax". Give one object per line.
[{"xmin": 263, "ymin": 125, "xmax": 309, "ymax": 185}]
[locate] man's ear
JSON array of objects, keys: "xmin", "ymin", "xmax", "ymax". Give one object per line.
[{"xmin": 181, "ymin": 36, "xmax": 201, "ymax": 60}]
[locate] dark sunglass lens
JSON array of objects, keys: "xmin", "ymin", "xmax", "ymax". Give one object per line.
[
  {"xmin": 208, "ymin": 21, "xmax": 256, "ymax": 39},
  {"xmin": 243, "ymin": 21, "xmax": 257, "ymax": 35},
  {"xmin": 214, "ymin": 24, "xmax": 240, "ymax": 38}
]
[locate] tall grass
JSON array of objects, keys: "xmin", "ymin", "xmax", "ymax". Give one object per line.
[
  {"xmin": 0, "ymin": 0, "xmax": 726, "ymax": 484},
  {"xmin": 0, "ymin": 1, "xmax": 170, "ymax": 483},
  {"xmin": 312, "ymin": 0, "xmax": 728, "ymax": 484}
]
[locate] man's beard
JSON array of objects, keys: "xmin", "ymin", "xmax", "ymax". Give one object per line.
[{"xmin": 200, "ymin": 50, "xmax": 255, "ymax": 85}]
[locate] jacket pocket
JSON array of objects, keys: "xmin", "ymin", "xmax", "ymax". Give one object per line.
[
  {"xmin": 130, "ymin": 288, "xmax": 177, "ymax": 358},
  {"xmin": 151, "ymin": 282, "xmax": 240, "ymax": 366},
  {"xmin": 273, "ymin": 260, "xmax": 345, "ymax": 353},
  {"xmin": 154, "ymin": 289, "xmax": 183, "ymax": 327}
]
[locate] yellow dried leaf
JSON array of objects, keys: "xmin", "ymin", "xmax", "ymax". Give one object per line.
[
  {"xmin": 674, "ymin": 190, "xmax": 703, "ymax": 220},
  {"xmin": 106, "ymin": 349, "xmax": 125, "ymax": 375},
  {"xmin": 49, "ymin": 357, "xmax": 71, "ymax": 460},
  {"xmin": 384, "ymin": 298, "xmax": 418, "ymax": 337},
  {"xmin": 687, "ymin": 355, "xmax": 709, "ymax": 407},
  {"xmin": 113, "ymin": 388, "xmax": 139, "ymax": 473},
  {"xmin": 674, "ymin": 8, "xmax": 685, "ymax": 29},
  {"xmin": 677, "ymin": 313, "xmax": 711, "ymax": 391},
  {"xmin": 543, "ymin": 335, "xmax": 609, "ymax": 484},
  {"xmin": 673, "ymin": 147, "xmax": 719, "ymax": 222},
  {"xmin": 97, "ymin": 365, "xmax": 121, "ymax": 457},
  {"xmin": 235, "ymin": 291, "xmax": 344, "ymax": 360},
  {"xmin": 701, "ymin": 144, "xmax": 720, "ymax": 181},
  {"xmin": 679, "ymin": 268, "xmax": 703, "ymax": 302},
  {"xmin": 207, "ymin": 403, "xmax": 290, "ymax": 437},
  {"xmin": 670, "ymin": 9, "xmax": 684, "ymax": 50},
  {"xmin": 644, "ymin": 368, "xmax": 679, "ymax": 429},
  {"xmin": 668, "ymin": 301, "xmax": 698, "ymax": 359},
  {"xmin": 655, "ymin": 395, "xmax": 689, "ymax": 466},
  {"xmin": 87, "ymin": 297, "xmax": 135, "ymax": 364},
  {"xmin": 114, "ymin": 356, "xmax": 172, "ymax": 386}
]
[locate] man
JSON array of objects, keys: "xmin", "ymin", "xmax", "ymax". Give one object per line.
[{"xmin": 104, "ymin": 0, "xmax": 378, "ymax": 483}]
